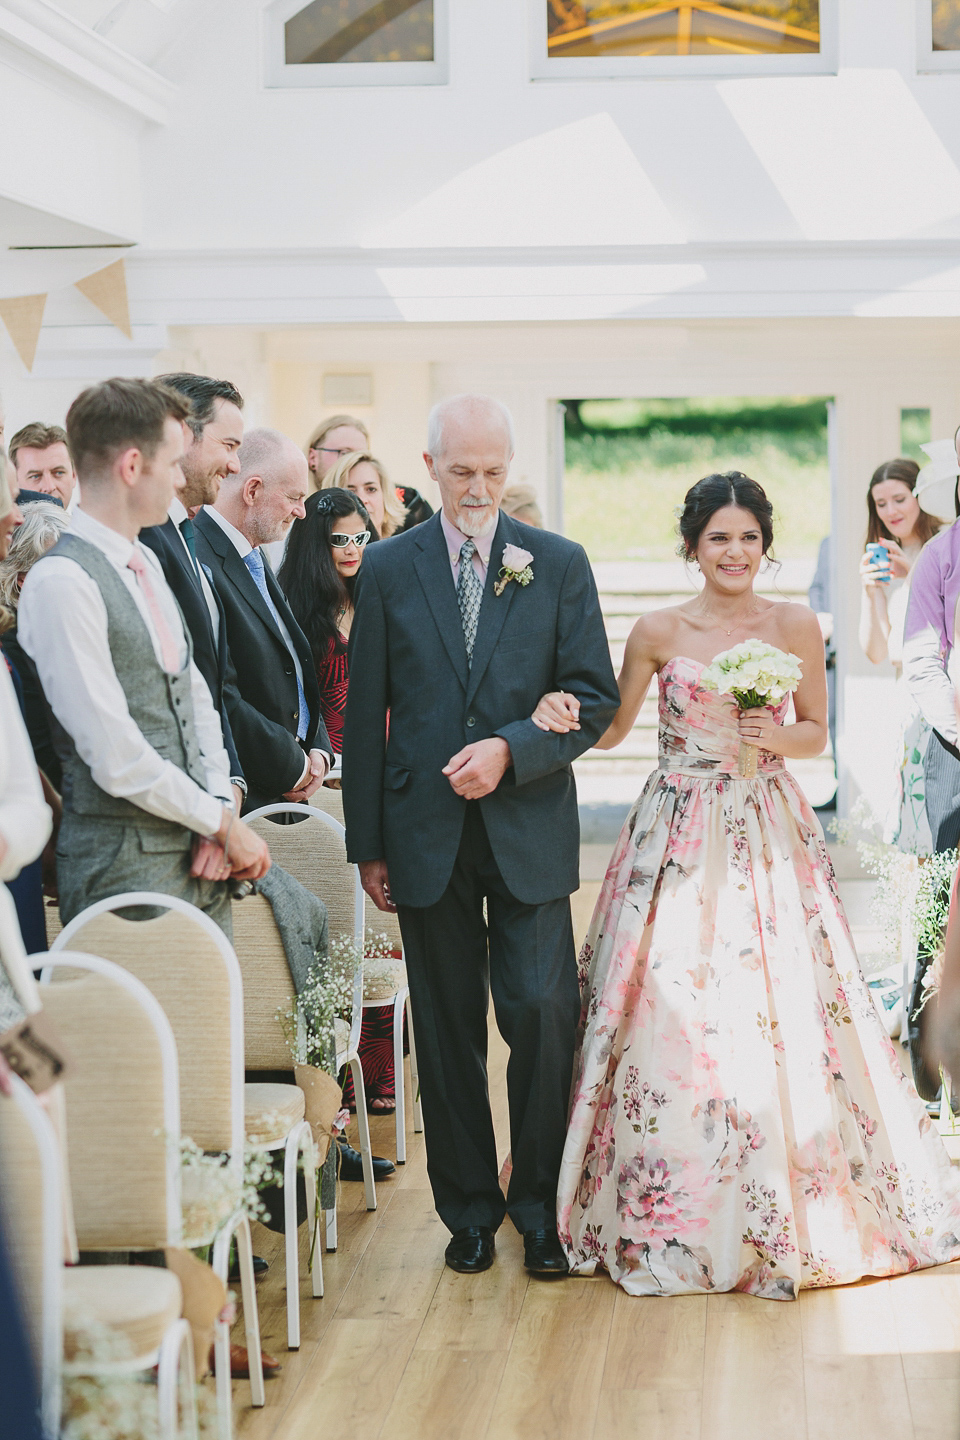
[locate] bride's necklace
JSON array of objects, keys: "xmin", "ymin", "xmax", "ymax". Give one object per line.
[{"xmin": 696, "ymin": 599, "xmax": 759, "ymax": 636}]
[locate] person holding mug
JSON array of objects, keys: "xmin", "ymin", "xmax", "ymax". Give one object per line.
[{"xmin": 859, "ymin": 457, "xmax": 942, "ymax": 852}]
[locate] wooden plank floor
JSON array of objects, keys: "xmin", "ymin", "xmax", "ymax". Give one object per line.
[{"xmin": 229, "ymin": 874, "xmax": 960, "ymax": 1440}]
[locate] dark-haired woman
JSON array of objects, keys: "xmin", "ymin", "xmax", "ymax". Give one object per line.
[
  {"xmin": 859, "ymin": 459, "xmax": 941, "ymax": 851},
  {"xmin": 279, "ymin": 488, "xmax": 375, "ymax": 757},
  {"xmin": 534, "ymin": 471, "xmax": 960, "ymax": 1299},
  {"xmin": 279, "ymin": 490, "xmax": 401, "ymax": 1114}
]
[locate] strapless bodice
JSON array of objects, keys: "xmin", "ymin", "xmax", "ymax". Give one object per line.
[{"xmin": 657, "ymin": 655, "xmax": 788, "ymax": 778}]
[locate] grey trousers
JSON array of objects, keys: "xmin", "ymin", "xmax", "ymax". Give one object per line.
[{"xmin": 56, "ymin": 814, "xmax": 232, "ymax": 938}]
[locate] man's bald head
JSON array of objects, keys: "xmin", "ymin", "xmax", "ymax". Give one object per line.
[
  {"xmin": 424, "ymin": 395, "xmax": 515, "ymax": 538},
  {"xmin": 215, "ymin": 427, "xmax": 309, "ymax": 546}
]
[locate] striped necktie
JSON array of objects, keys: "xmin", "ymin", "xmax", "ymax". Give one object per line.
[{"xmin": 457, "ymin": 539, "xmax": 483, "ymax": 665}]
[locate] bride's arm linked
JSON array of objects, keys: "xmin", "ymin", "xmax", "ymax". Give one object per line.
[
  {"xmin": 738, "ymin": 606, "xmax": 828, "ymax": 761},
  {"xmin": 532, "ymin": 616, "xmax": 660, "ymax": 749}
]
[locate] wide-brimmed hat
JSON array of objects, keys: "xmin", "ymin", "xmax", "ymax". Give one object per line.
[{"xmin": 915, "ymin": 439, "xmax": 960, "ymax": 522}]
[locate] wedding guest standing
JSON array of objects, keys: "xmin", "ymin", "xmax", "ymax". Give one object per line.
[
  {"xmin": 140, "ymin": 373, "xmax": 246, "ymax": 812},
  {"xmin": 17, "ymin": 378, "xmax": 269, "ymax": 931},
  {"xmin": 859, "ymin": 458, "xmax": 941, "ymax": 852},
  {"xmin": 323, "ymin": 451, "xmax": 407, "ymax": 539},
  {"xmin": 306, "ymin": 414, "xmax": 370, "ymax": 488},
  {"xmin": 195, "ymin": 428, "xmax": 333, "ymax": 810},
  {"xmin": 0, "ymin": 452, "xmax": 52, "ymax": 953},
  {"xmin": 9, "ymin": 423, "xmax": 78, "ymax": 511},
  {"xmin": 278, "ymin": 488, "xmax": 376, "ymax": 756},
  {"xmin": 280, "ymin": 489, "xmax": 402, "ymax": 1115}
]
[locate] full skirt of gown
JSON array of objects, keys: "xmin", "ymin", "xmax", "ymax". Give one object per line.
[{"xmin": 557, "ymin": 656, "xmax": 960, "ymax": 1300}]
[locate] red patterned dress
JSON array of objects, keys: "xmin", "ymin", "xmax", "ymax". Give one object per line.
[{"xmin": 317, "ymin": 632, "xmax": 406, "ymax": 1108}]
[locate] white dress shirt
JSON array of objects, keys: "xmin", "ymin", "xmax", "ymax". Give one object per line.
[
  {"xmin": 203, "ymin": 505, "xmax": 329, "ymax": 781},
  {"xmin": 18, "ymin": 508, "xmax": 232, "ymax": 837},
  {"xmin": 0, "ymin": 661, "xmax": 51, "ymax": 881},
  {"xmin": 169, "ymin": 496, "xmax": 221, "ymax": 637}
]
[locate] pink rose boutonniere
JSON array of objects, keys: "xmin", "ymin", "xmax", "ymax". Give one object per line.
[{"xmin": 494, "ymin": 543, "xmax": 534, "ymax": 597}]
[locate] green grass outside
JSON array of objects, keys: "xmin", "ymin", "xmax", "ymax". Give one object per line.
[{"xmin": 563, "ymin": 399, "xmax": 831, "ymax": 563}]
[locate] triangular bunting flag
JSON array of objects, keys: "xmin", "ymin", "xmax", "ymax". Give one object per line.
[
  {"xmin": 0, "ymin": 293, "xmax": 47, "ymax": 372},
  {"xmin": 75, "ymin": 258, "xmax": 132, "ymax": 339}
]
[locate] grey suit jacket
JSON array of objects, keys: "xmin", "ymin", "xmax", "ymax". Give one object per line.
[{"xmin": 342, "ymin": 510, "xmax": 619, "ymax": 908}]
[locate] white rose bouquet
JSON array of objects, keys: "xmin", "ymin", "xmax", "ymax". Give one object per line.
[{"xmin": 700, "ymin": 639, "xmax": 803, "ymax": 777}]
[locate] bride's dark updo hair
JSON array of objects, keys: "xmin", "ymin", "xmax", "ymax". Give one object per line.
[{"xmin": 678, "ymin": 472, "xmax": 775, "ymax": 560}]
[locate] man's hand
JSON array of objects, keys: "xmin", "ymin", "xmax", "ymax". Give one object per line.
[
  {"xmin": 231, "ymin": 784, "xmax": 245, "ymax": 814},
  {"xmin": 442, "ymin": 737, "xmax": 511, "ymax": 800},
  {"xmin": 191, "ymin": 835, "xmax": 230, "ymax": 881},
  {"xmin": 283, "ymin": 749, "xmax": 329, "ymax": 803},
  {"xmin": 359, "ymin": 858, "xmax": 396, "ymax": 913},
  {"xmin": 198, "ymin": 807, "xmax": 272, "ymax": 882}
]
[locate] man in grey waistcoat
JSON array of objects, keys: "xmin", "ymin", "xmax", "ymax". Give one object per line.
[{"xmin": 18, "ymin": 377, "xmax": 270, "ymax": 933}]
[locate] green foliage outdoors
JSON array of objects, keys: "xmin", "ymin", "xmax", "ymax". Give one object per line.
[{"xmin": 563, "ymin": 396, "xmax": 830, "ymax": 563}]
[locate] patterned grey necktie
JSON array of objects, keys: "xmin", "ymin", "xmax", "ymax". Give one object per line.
[{"xmin": 456, "ymin": 538, "xmax": 483, "ymax": 665}]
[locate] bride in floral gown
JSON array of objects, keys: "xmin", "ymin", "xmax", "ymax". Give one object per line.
[{"xmin": 533, "ymin": 472, "xmax": 960, "ymax": 1301}]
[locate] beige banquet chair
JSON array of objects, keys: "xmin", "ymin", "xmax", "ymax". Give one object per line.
[
  {"xmin": 45, "ymin": 898, "xmax": 271, "ymax": 1432},
  {"xmin": 13, "ymin": 955, "xmax": 202, "ymax": 1440},
  {"xmin": 310, "ymin": 786, "xmax": 423, "ymax": 1162},
  {"xmin": 241, "ymin": 802, "xmax": 374, "ymax": 1247}
]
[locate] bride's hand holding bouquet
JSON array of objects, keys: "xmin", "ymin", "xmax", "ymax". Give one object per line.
[{"xmin": 700, "ymin": 639, "xmax": 803, "ymax": 777}]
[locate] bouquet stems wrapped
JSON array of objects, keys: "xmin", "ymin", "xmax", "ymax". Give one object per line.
[{"xmin": 700, "ymin": 640, "xmax": 803, "ymax": 778}]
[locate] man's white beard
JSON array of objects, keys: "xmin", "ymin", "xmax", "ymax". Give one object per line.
[{"xmin": 458, "ymin": 501, "xmax": 497, "ymax": 538}]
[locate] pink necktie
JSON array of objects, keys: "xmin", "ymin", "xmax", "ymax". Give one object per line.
[{"xmin": 127, "ymin": 548, "xmax": 182, "ymax": 673}]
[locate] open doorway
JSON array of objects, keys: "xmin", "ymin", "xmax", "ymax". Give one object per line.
[{"xmin": 560, "ymin": 395, "xmax": 835, "ymax": 833}]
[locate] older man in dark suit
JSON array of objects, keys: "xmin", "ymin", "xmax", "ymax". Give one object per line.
[
  {"xmin": 342, "ymin": 394, "xmax": 618, "ymax": 1276},
  {"xmin": 194, "ymin": 429, "xmax": 332, "ymax": 811}
]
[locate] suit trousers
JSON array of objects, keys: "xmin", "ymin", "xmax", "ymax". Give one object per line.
[
  {"xmin": 397, "ymin": 802, "xmax": 579, "ymax": 1235},
  {"xmin": 924, "ymin": 729, "xmax": 960, "ymax": 854},
  {"xmin": 56, "ymin": 813, "xmax": 233, "ymax": 937}
]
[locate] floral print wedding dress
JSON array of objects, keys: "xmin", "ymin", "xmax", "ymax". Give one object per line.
[{"xmin": 557, "ymin": 656, "xmax": 960, "ymax": 1300}]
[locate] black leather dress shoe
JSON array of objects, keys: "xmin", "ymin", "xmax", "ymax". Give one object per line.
[
  {"xmin": 228, "ymin": 1254, "xmax": 268, "ymax": 1281},
  {"xmin": 444, "ymin": 1226, "xmax": 496, "ymax": 1274},
  {"xmin": 337, "ymin": 1136, "xmax": 396, "ymax": 1181},
  {"xmin": 523, "ymin": 1228, "xmax": 569, "ymax": 1274}
]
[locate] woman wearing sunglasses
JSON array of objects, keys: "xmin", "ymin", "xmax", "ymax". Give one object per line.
[{"xmin": 278, "ymin": 487, "xmax": 377, "ymax": 759}]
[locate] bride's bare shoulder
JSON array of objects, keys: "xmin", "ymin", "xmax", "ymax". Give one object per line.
[
  {"xmin": 626, "ymin": 603, "xmax": 693, "ymax": 660},
  {"xmin": 769, "ymin": 600, "xmax": 823, "ymax": 647}
]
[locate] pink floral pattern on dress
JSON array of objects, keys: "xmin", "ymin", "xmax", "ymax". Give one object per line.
[{"xmin": 557, "ymin": 656, "xmax": 960, "ymax": 1300}]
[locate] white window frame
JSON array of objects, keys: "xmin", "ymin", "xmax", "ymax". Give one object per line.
[
  {"xmin": 263, "ymin": 0, "xmax": 448, "ymax": 88},
  {"xmin": 528, "ymin": 0, "xmax": 837, "ymax": 80},
  {"xmin": 917, "ymin": 1, "xmax": 960, "ymax": 71}
]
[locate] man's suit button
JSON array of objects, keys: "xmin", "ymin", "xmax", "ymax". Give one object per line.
[
  {"xmin": 285, "ymin": 666, "xmax": 293, "ymax": 676},
  {"xmin": 466, "ymin": 716, "xmax": 476, "ymax": 728}
]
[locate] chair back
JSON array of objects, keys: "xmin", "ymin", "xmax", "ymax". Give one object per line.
[
  {"xmin": 39, "ymin": 952, "xmax": 181, "ymax": 1251},
  {"xmin": 307, "ymin": 790, "xmax": 404, "ymax": 951},
  {"xmin": 0, "ymin": 1076, "xmax": 62, "ymax": 1436},
  {"xmin": 242, "ymin": 803, "xmax": 365, "ymax": 1066},
  {"xmin": 230, "ymin": 893, "xmax": 298, "ymax": 1070},
  {"xmin": 49, "ymin": 894, "xmax": 243, "ymax": 1164}
]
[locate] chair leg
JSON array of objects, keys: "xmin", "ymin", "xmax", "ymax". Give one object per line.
[
  {"xmin": 325, "ymin": 1206, "xmax": 338, "ymax": 1251},
  {"xmin": 303, "ymin": 1135, "xmax": 323, "ymax": 1298},
  {"xmin": 349, "ymin": 1055, "xmax": 378, "ymax": 1210},
  {"xmin": 157, "ymin": 1318, "xmax": 198, "ymax": 1440},
  {"xmin": 406, "ymin": 993, "xmax": 423, "ymax": 1133},
  {"xmin": 211, "ymin": 1232, "xmax": 235, "ymax": 1440},
  {"xmin": 283, "ymin": 1128, "xmax": 302, "ymax": 1350},
  {"xmin": 214, "ymin": 1215, "xmax": 265, "ymax": 1410},
  {"xmin": 393, "ymin": 989, "xmax": 407, "ymax": 1164}
]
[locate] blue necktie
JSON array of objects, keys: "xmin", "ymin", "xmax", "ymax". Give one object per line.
[{"xmin": 244, "ymin": 548, "xmax": 308, "ymax": 741}]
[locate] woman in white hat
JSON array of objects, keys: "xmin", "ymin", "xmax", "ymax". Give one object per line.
[{"xmin": 859, "ymin": 457, "xmax": 943, "ymax": 852}]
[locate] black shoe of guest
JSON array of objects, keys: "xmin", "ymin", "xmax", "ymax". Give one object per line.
[
  {"xmin": 445, "ymin": 1226, "xmax": 496, "ymax": 1274},
  {"xmin": 523, "ymin": 1228, "xmax": 569, "ymax": 1275},
  {"xmin": 337, "ymin": 1136, "xmax": 396, "ymax": 1181},
  {"xmin": 228, "ymin": 1254, "xmax": 269, "ymax": 1281}
]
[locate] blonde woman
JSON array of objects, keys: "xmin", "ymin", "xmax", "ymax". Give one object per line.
[{"xmin": 323, "ymin": 450, "xmax": 407, "ymax": 538}]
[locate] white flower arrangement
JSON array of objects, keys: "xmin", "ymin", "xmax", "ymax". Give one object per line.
[
  {"xmin": 279, "ymin": 932, "xmax": 361, "ymax": 1073},
  {"xmin": 700, "ymin": 639, "xmax": 802, "ymax": 776}
]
